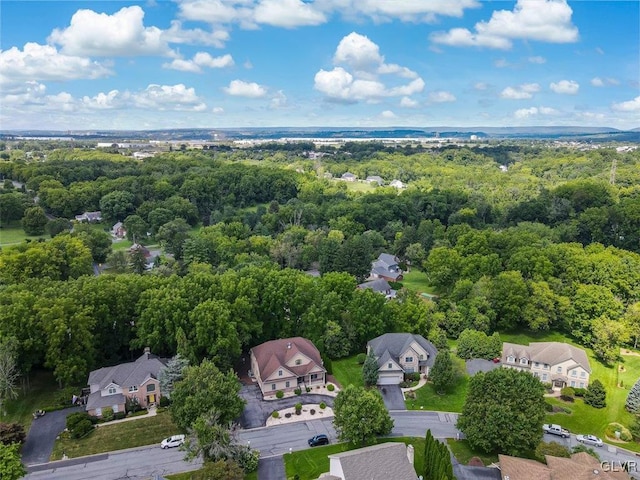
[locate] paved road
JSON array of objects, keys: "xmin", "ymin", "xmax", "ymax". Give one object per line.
[
  {"xmin": 25, "ymin": 412, "xmax": 640, "ymax": 480},
  {"xmin": 22, "ymin": 406, "xmax": 83, "ymax": 465}
]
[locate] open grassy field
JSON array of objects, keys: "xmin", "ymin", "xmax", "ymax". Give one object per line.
[
  {"xmin": 398, "ymin": 269, "xmax": 438, "ymax": 296},
  {"xmin": 331, "ymin": 355, "xmax": 364, "ymax": 388},
  {"xmin": 1, "ymin": 370, "xmax": 60, "ymax": 429},
  {"xmin": 0, "ymin": 224, "xmax": 46, "ymax": 246},
  {"xmin": 405, "ymin": 357, "xmax": 468, "ymax": 413},
  {"xmin": 284, "ymin": 437, "xmax": 425, "ymax": 480},
  {"xmin": 446, "ymin": 439, "xmax": 499, "ymax": 466},
  {"xmin": 50, "ymin": 411, "xmax": 181, "ymax": 460}
]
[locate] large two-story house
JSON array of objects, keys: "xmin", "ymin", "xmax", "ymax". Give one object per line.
[
  {"xmin": 250, "ymin": 337, "xmax": 327, "ymax": 398},
  {"xmin": 366, "ymin": 333, "xmax": 437, "ymax": 385},
  {"xmin": 501, "ymin": 342, "xmax": 591, "ymax": 388},
  {"xmin": 370, "ymin": 253, "xmax": 403, "ymax": 282},
  {"xmin": 85, "ymin": 348, "xmax": 168, "ymax": 417}
]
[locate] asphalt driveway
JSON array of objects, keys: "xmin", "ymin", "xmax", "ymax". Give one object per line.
[
  {"xmin": 257, "ymin": 455, "xmax": 285, "ymax": 479},
  {"xmin": 378, "ymin": 385, "xmax": 405, "ymax": 411},
  {"xmin": 22, "ymin": 406, "xmax": 82, "ymax": 465},
  {"xmin": 239, "ymin": 385, "xmax": 335, "ymax": 429}
]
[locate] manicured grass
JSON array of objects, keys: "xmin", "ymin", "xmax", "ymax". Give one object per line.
[
  {"xmin": 111, "ymin": 239, "xmax": 133, "ymax": 250},
  {"xmin": 500, "ymin": 332, "xmax": 640, "ymax": 453},
  {"xmin": 398, "ymin": 270, "xmax": 438, "ymax": 296},
  {"xmin": 50, "ymin": 411, "xmax": 181, "ymax": 460},
  {"xmin": 1, "ymin": 370, "xmax": 60, "ymax": 429},
  {"xmin": 284, "ymin": 437, "xmax": 425, "ymax": 480},
  {"xmin": 0, "ymin": 224, "xmax": 46, "ymax": 246},
  {"xmin": 405, "ymin": 357, "xmax": 468, "ymax": 413},
  {"xmin": 343, "ymin": 181, "xmax": 376, "ymax": 193},
  {"xmin": 165, "ymin": 466, "xmax": 257, "ymax": 479},
  {"xmin": 331, "ymin": 355, "xmax": 363, "ymax": 388},
  {"xmin": 446, "ymin": 439, "xmax": 499, "ymax": 466}
]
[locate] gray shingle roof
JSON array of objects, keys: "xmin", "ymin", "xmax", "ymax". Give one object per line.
[
  {"xmin": 357, "ymin": 278, "xmax": 391, "ymax": 293},
  {"xmin": 367, "ymin": 333, "xmax": 437, "ymax": 370},
  {"xmin": 86, "ymin": 392, "xmax": 126, "ymax": 410},
  {"xmin": 329, "ymin": 443, "xmax": 418, "ymax": 480},
  {"xmin": 87, "ymin": 351, "xmax": 168, "ymax": 391},
  {"xmin": 502, "ymin": 342, "xmax": 591, "ymax": 373}
]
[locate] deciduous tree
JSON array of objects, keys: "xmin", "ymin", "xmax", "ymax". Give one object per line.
[
  {"xmin": 21, "ymin": 206, "xmax": 48, "ymax": 235},
  {"xmin": 431, "ymin": 349, "xmax": 455, "ymax": 394},
  {"xmin": 333, "ymin": 385, "xmax": 393, "ymax": 445},
  {"xmin": 0, "ymin": 443, "xmax": 26, "ymax": 480}
]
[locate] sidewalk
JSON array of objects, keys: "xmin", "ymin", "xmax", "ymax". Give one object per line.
[
  {"xmin": 95, "ymin": 406, "xmax": 157, "ymax": 427},
  {"xmin": 401, "ymin": 376, "xmax": 428, "ymax": 397}
]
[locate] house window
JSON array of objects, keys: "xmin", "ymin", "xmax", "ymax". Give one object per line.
[
  {"xmin": 406, "ymin": 367, "xmax": 414, "ymax": 373},
  {"xmin": 579, "ymin": 382, "xmax": 585, "ymax": 388},
  {"xmin": 543, "ymin": 364, "xmax": 549, "ymax": 370},
  {"xmin": 534, "ymin": 362, "xmax": 540, "ymax": 368},
  {"xmin": 388, "ymin": 363, "xmax": 393, "ymax": 369},
  {"xmin": 542, "ymin": 374, "xmax": 548, "ymax": 381},
  {"xmin": 278, "ymin": 370, "xmax": 283, "ymax": 377},
  {"xmin": 556, "ymin": 366, "xmax": 562, "ymax": 373},
  {"xmin": 147, "ymin": 384, "xmax": 155, "ymax": 392},
  {"xmin": 128, "ymin": 386, "xmax": 138, "ymax": 393},
  {"xmin": 113, "ymin": 404, "xmax": 119, "ymax": 413},
  {"xmin": 507, "ymin": 356, "xmax": 515, "ymax": 363},
  {"xmin": 520, "ymin": 358, "xmax": 528, "ymax": 365},
  {"xmin": 571, "ymin": 370, "xmax": 577, "ymax": 377},
  {"xmin": 580, "ymin": 371, "xmax": 586, "ymax": 378},
  {"xmin": 405, "ymin": 357, "xmax": 413, "ymax": 363},
  {"xmin": 108, "ymin": 387, "xmax": 116, "ymax": 395},
  {"xmin": 420, "ymin": 354, "xmax": 425, "ymax": 360},
  {"xmin": 295, "ymin": 359, "xmax": 302, "ymax": 365},
  {"xmin": 271, "ymin": 384, "xmax": 276, "ymax": 390},
  {"xmin": 285, "ymin": 381, "xmax": 290, "ymax": 388},
  {"xmin": 570, "ymin": 381, "xmax": 576, "ymax": 387},
  {"xmin": 311, "ymin": 374, "xmax": 318, "ymax": 380},
  {"xmin": 533, "ymin": 372, "xmax": 539, "ymax": 377}
]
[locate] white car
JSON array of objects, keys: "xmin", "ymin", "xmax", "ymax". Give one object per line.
[
  {"xmin": 576, "ymin": 434, "xmax": 603, "ymax": 447},
  {"xmin": 160, "ymin": 434, "xmax": 185, "ymax": 449}
]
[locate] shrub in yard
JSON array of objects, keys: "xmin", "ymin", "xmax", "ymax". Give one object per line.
[
  {"xmin": 66, "ymin": 412, "xmax": 95, "ymax": 431},
  {"xmin": 54, "ymin": 387, "xmax": 79, "ymax": 407},
  {"xmin": 573, "ymin": 388, "xmax": 586, "ymax": 397},
  {"xmin": 0, "ymin": 423, "xmax": 26, "ymax": 445},
  {"xmin": 356, "ymin": 353, "xmax": 367, "ymax": 364},
  {"xmin": 399, "ymin": 381, "xmax": 411, "ymax": 388},
  {"xmin": 126, "ymin": 396, "xmax": 142, "ymax": 413},
  {"xmin": 294, "ymin": 388, "xmax": 302, "ymax": 395},
  {"xmin": 560, "ymin": 387, "xmax": 575, "ymax": 398},
  {"xmin": 310, "ymin": 409, "xmax": 316, "ymax": 415},
  {"xmin": 102, "ymin": 407, "xmax": 114, "ymax": 422},
  {"xmin": 405, "ymin": 390, "xmax": 416, "ymax": 400},
  {"xmin": 327, "ymin": 384, "xmax": 335, "ymax": 392},
  {"xmin": 276, "ymin": 390, "xmax": 284, "ymax": 399},
  {"xmin": 305, "ymin": 387, "xmax": 311, "ymax": 393},
  {"xmin": 584, "ymin": 380, "xmax": 606, "ymax": 409},
  {"xmin": 159, "ymin": 396, "xmax": 171, "ymax": 407},
  {"xmin": 295, "ymin": 403, "xmax": 302, "ymax": 415},
  {"xmin": 544, "ymin": 402, "xmax": 554, "ymax": 412},
  {"xmin": 406, "ymin": 372, "xmax": 420, "ymax": 382},
  {"xmin": 113, "ymin": 412, "xmax": 126, "ymax": 420},
  {"xmin": 605, "ymin": 423, "xmax": 632, "ymax": 441},
  {"xmin": 629, "ymin": 415, "xmax": 640, "ymax": 441},
  {"xmin": 236, "ymin": 448, "xmax": 260, "ymax": 473},
  {"xmin": 71, "ymin": 418, "xmax": 94, "ymax": 439},
  {"xmin": 319, "ymin": 402, "xmax": 326, "ymax": 409},
  {"xmin": 535, "ymin": 441, "xmax": 570, "ymax": 462},
  {"xmin": 272, "ymin": 411, "xmax": 279, "ymax": 418}
]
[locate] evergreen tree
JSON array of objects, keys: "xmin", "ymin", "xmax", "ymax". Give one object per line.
[
  {"xmin": 362, "ymin": 350, "xmax": 379, "ymax": 387},
  {"xmin": 431, "ymin": 349, "xmax": 455, "ymax": 394},
  {"xmin": 584, "ymin": 379, "xmax": 606, "ymax": 408},
  {"xmin": 159, "ymin": 354, "xmax": 190, "ymax": 399},
  {"xmin": 626, "ymin": 378, "xmax": 640, "ymax": 414}
]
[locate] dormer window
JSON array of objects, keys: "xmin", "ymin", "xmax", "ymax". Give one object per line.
[
  {"xmin": 507, "ymin": 356, "xmax": 515, "ymax": 363},
  {"xmin": 520, "ymin": 358, "xmax": 528, "ymax": 365},
  {"xmin": 388, "ymin": 363, "xmax": 392, "ymax": 369},
  {"xmin": 108, "ymin": 387, "xmax": 116, "ymax": 395},
  {"xmin": 278, "ymin": 370, "xmax": 283, "ymax": 376},
  {"xmin": 556, "ymin": 366, "xmax": 562, "ymax": 373},
  {"xmin": 295, "ymin": 359, "xmax": 301, "ymax": 365}
]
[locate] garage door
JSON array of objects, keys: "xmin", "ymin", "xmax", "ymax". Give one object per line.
[{"xmin": 378, "ymin": 373, "xmax": 402, "ymax": 385}]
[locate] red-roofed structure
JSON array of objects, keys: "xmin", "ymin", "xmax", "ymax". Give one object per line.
[{"xmin": 250, "ymin": 337, "xmax": 326, "ymax": 397}]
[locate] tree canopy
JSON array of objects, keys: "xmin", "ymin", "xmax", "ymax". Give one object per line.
[{"xmin": 332, "ymin": 385, "xmax": 393, "ymax": 445}]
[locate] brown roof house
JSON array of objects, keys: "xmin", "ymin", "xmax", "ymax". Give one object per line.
[
  {"xmin": 86, "ymin": 348, "xmax": 168, "ymax": 417},
  {"xmin": 498, "ymin": 452, "xmax": 630, "ymax": 480},
  {"xmin": 250, "ymin": 337, "xmax": 326, "ymax": 398},
  {"xmin": 317, "ymin": 442, "xmax": 419, "ymax": 480},
  {"xmin": 501, "ymin": 342, "xmax": 591, "ymax": 389}
]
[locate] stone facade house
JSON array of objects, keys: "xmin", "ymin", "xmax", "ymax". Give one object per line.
[
  {"xmin": 85, "ymin": 348, "xmax": 168, "ymax": 417},
  {"xmin": 366, "ymin": 333, "xmax": 437, "ymax": 385},
  {"xmin": 250, "ymin": 337, "xmax": 326, "ymax": 398}
]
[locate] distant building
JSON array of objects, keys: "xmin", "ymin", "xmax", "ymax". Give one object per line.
[
  {"xmin": 365, "ymin": 175, "xmax": 384, "ymax": 185},
  {"xmin": 389, "ymin": 179, "xmax": 405, "ymax": 189},
  {"xmin": 357, "ymin": 278, "xmax": 396, "ymax": 299},
  {"xmin": 75, "ymin": 211, "xmax": 102, "ymax": 223},
  {"xmin": 370, "ymin": 253, "xmax": 403, "ymax": 282},
  {"xmin": 341, "ymin": 172, "xmax": 357, "ymax": 182},
  {"xmin": 111, "ymin": 222, "xmax": 126, "ymax": 238}
]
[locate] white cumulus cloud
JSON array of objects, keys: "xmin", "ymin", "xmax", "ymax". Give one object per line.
[
  {"xmin": 431, "ymin": 0, "xmax": 578, "ymax": 49},
  {"xmin": 49, "ymin": 6, "xmax": 171, "ymax": 57},
  {"xmin": 612, "ymin": 96, "xmax": 640, "ymax": 112},
  {"xmin": 514, "ymin": 106, "xmax": 558, "ymax": 118},
  {"xmin": 254, "ymin": 0, "xmax": 326, "ymax": 27},
  {"xmin": 528, "ymin": 56, "xmax": 546, "ymax": 64},
  {"xmin": 0, "ymin": 43, "xmax": 112, "ymax": 86},
  {"xmin": 400, "ymin": 97, "xmax": 418, "ymax": 108},
  {"xmin": 314, "ymin": 33, "xmax": 424, "ymax": 102},
  {"xmin": 224, "ymin": 79, "xmax": 267, "ymax": 97},
  {"xmin": 591, "ymin": 77, "xmax": 619, "ymax": 87},
  {"xmin": 429, "ymin": 91, "xmax": 456, "ymax": 103},
  {"xmin": 550, "ymin": 80, "xmax": 579, "ymax": 95},
  {"xmin": 133, "ymin": 84, "xmax": 206, "ymax": 111},
  {"xmin": 381, "ymin": 110, "xmax": 396, "ymax": 119},
  {"xmin": 164, "ymin": 52, "xmax": 234, "ymax": 72},
  {"xmin": 500, "ymin": 83, "xmax": 540, "ymax": 99}
]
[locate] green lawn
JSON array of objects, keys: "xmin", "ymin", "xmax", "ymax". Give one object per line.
[
  {"xmin": 331, "ymin": 355, "xmax": 364, "ymax": 388},
  {"xmin": 166, "ymin": 468, "xmax": 257, "ymax": 480},
  {"xmin": 0, "ymin": 224, "xmax": 46, "ymax": 246},
  {"xmin": 397, "ymin": 269, "xmax": 438, "ymax": 296},
  {"xmin": 50, "ymin": 411, "xmax": 181, "ymax": 460},
  {"xmin": 111, "ymin": 239, "xmax": 133, "ymax": 250},
  {"xmin": 1, "ymin": 370, "xmax": 60, "ymax": 429},
  {"xmin": 284, "ymin": 437, "xmax": 425, "ymax": 480},
  {"xmin": 446, "ymin": 439, "xmax": 499, "ymax": 466},
  {"xmin": 405, "ymin": 357, "xmax": 468, "ymax": 413}
]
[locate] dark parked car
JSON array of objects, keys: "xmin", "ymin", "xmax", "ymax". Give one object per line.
[{"xmin": 308, "ymin": 434, "xmax": 329, "ymax": 447}]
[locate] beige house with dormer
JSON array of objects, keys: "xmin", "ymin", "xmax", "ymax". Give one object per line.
[
  {"xmin": 501, "ymin": 342, "xmax": 591, "ymax": 389},
  {"xmin": 250, "ymin": 337, "xmax": 327, "ymax": 397}
]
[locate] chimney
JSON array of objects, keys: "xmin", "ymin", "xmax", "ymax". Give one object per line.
[
  {"xmin": 144, "ymin": 347, "xmax": 150, "ymax": 358},
  {"xmin": 407, "ymin": 444, "xmax": 414, "ymax": 466},
  {"xmin": 287, "ymin": 342, "xmax": 291, "ymax": 349}
]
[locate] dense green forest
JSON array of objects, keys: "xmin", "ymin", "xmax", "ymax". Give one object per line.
[{"xmin": 1, "ymin": 141, "xmax": 639, "ymax": 386}]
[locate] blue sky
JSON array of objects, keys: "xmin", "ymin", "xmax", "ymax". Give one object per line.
[{"xmin": 1, "ymin": 0, "xmax": 638, "ymax": 130}]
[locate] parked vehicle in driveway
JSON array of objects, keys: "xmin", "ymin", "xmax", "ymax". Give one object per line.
[
  {"xmin": 576, "ymin": 434, "xmax": 603, "ymax": 447},
  {"xmin": 543, "ymin": 424, "xmax": 570, "ymax": 438},
  {"xmin": 308, "ymin": 434, "xmax": 329, "ymax": 447},
  {"xmin": 160, "ymin": 434, "xmax": 185, "ymax": 449}
]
